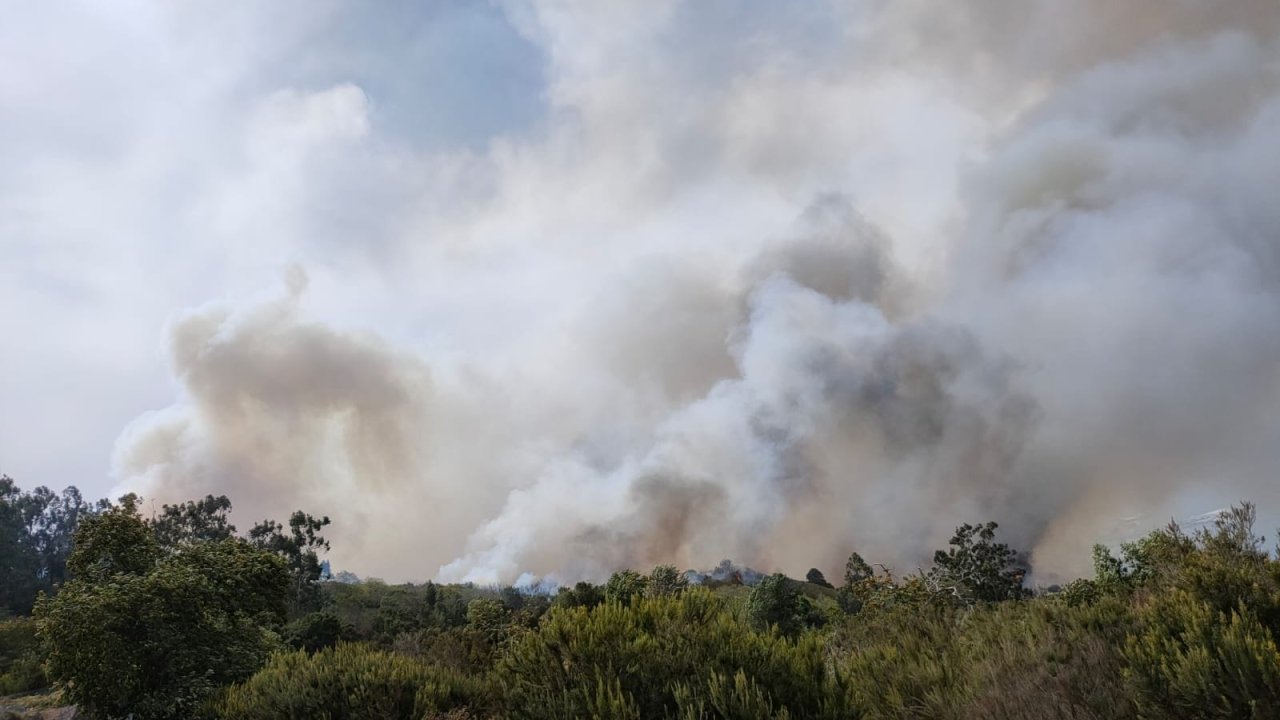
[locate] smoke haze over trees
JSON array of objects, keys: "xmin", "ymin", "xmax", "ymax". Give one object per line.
[{"xmin": 3, "ymin": 1, "xmax": 1280, "ymax": 588}]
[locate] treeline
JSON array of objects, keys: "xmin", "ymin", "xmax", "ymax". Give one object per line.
[{"xmin": 5, "ymin": 476, "xmax": 1280, "ymax": 718}]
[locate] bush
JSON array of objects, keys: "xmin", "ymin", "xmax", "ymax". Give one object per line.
[
  {"xmin": 605, "ymin": 570, "xmax": 648, "ymax": 604},
  {"xmin": 284, "ymin": 610, "xmax": 354, "ymax": 653},
  {"xmin": 646, "ymin": 565, "xmax": 689, "ymax": 598},
  {"xmin": 0, "ymin": 617, "xmax": 46, "ymax": 695},
  {"xmin": 213, "ymin": 643, "xmax": 482, "ymax": 719},
  {"xmin": 36, "ymin": 535, "xmax": 288, "ymax": 719},
  {"xmin": 825, "ymin": 594, "xmax": 1137, "ymax": 719},
  {"xmin": 493, "ymin": 590, "xmax": 856, "ymax": 719},
  {"xmin": 746, "ymin": 574, "xmax": 801, "ymax": 635},
  {"xmin": 1125, "ymin": 593, "xmax": 1280, "ymax": 719}
]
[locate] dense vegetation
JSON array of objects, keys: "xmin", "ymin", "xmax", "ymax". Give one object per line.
[{"xmin": 5, "ymin": 474, "xmax": 1280, "ymax": 718}]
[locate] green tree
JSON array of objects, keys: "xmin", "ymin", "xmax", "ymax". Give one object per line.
[
  {"xmin": 466, "ymin": 597, "xmax": 510, "ymax": 640},
  {"xmin": 605, "ymin": 570, "xmax": 648, "ymax": 604},
  {"xmin": 0, "ymin": 476, "xmax": 37, "ymax": 614},
  {"xmin": 837, "ymin": 552, "xmax": 875, "ymax": 614},
  {"xmin": 843, "ymin": 552, "xmax": 873, "ymax": 587},
  {"xmin": 927, "ymin": 521, "xmax": 1028, "ymax": 603},
  {"xmin": 249, "ymin": 510, "xmax": 331, "ymax": 615},
  {"xmin": 151, "ymin": 494, "xmax": 236, "ymax": 550},
  {"xmin": 646, "ymin": 564, "xmax": 689, "ymax": 598},
  {"xmin": 284, "ymin": 610, "xmax": 354, "ymax": 653},
  {"xmin": 746, "ymin": 573, "xmax": 801, "ymax": 636},
  {"xmin": 65, "ymin": 494, "xmax": 161, "ymax": 581},
  {"xmin": 805, "ymin": 568, "xmax": 832, "ymax": 588},
  {"xmin": 36, "ymin": 503, "xmax": 288, "ymax": 720},
  {"xmin": 0, "ymin": 476, "xmax": 97, "ymax": 614},
  {"xmin": 554, "ymin": 581, "xmax": 605, "ymax": 609}
]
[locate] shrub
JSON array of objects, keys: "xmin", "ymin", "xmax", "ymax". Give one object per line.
[
  {"xmin": 646, "ymin": 565, "xmax": 689, "ymax": 597},
  {"xmin": 605, "ymin": 570, "xmax": 648, "ymax": 604},
  {"xmin": 284, "ymin": 610, "xmax": 354, "ymax": 653},
  {"xmin": 493, "ymin": 590, "xmax": 856, "ymax": 719},
  {"xmin": 213, "ymin": 643, "xmax": 482, "ymax": 720},
  {"xmin": 746, "ymin": 574, "xmax": 801, "ymax": 635},
  {"xmin": 0, "ymin": 617, "xmax": 46, "ymax": 695},
  {"xmin": 1125, "ymin": 593, "xmax": 1280, "ymax": 719},
  {"xmin": 36, "ymin": 536, "xmax": 288, "ymax": 720}
]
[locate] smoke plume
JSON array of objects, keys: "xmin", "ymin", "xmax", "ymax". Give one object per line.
[{"xmin": 112, "ymin": 0, "xmax": 1280, "ymax": 584}]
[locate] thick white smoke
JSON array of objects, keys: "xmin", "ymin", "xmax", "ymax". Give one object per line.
[{"xmin": 112, "ymin": 0, "xmax": 1280, "ymax": 584}]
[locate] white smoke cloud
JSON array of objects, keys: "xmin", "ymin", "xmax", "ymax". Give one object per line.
[{"xmin": 4, "ymin": 1, "xmax": 1278, "ymax": 583}]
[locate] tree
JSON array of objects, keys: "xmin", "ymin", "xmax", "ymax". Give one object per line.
[
  {"xmin": 0, "ymin": 476, "xmax": 98, "ymax": 615},
  {"xmin": 843, "ymin": 552, "xmax": 873, "ymax": 587},
  {"xmin": 746, "ymin": 573, "xmax": 801, "ymax": 635},
  {"xmin": 65, "ymin": 494, "xmax": 161, "ymax": 581},
  {"xmin": 0, "ymin": 476, "xmax": 37, "ymax": 614},
  {"xmin": 646, "ymin": 564, "xmax": 688, "ymax": 597},
  {"xmin": 836, "ymin": 551, "xmax": 877, "ymax": 614},
  {"xmin": 927, "ymin": 521, "xmax": 1028, "ymax": 603},
  {"xmin": 805, "ymin": 568, "xmax": 833, "ymax": 588},
  {"xmin": 249, "ymin": 510, "xmax": 331, "ymax": 615},
  {"xmin": 151, "ymin": 494, "xmax": 236, "ymax": 550},
  {"xmin": 605, "ymin": 569, "xmax": 648, "ymax": 604},
  {"xmin": 466, "ymin": 597, "xmax": 510, "ymax": 640},
  {"xmin": 36, "ymin": 502, "xmax": 288, "ymax": 720},
  {"xmin": 283, "ymin": 610, "xmax": 354, "ymax": 653},
  {"xmin": 554, "ymin": 581, "xmax": 604, "ymax": 609}
]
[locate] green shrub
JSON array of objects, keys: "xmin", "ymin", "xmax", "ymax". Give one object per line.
[
  {"xmin": 827, "ymin": 594, "xmax": 1137, "ymax": 719},
  {"xmin": 213, "ymin": 643, "xmax": 482, "ymax": 720},
  {"xmin": 284, "ymin": 610, "xmax": 354, "ymax": 653},
  {"xmin": 493, "ymin": 590, "xmax": 857, "ymax": 719},
  {"xmin": 1125, "ymin": 593, "xmax": 1280, "ymax": 719},
  {"xmin": 605, "ymin": 570, "xmax": 648, "ymax": 604},
  {"xmin": 35, "ymin": 536, "xmax": 288, "ymax": 720},
  {"xmin": 675, "ymin": 671, "xmax": 795, "ymax": 720},
  {"xmin": 746, "ymin": 574, "xmax": 801, "ymax": 635},
  {"xmin": 0, "ymin": 617, "xmax": 46, "ymax": 694}
]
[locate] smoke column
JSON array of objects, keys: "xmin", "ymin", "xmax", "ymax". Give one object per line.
[{"xmin": 112, "ymin": 0, "xmax": 1280, "ymax": 584}]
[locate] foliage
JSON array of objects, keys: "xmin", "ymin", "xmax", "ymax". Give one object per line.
[
  {"xmin": 1125, "ymin": 594, "xmax": 1280, "ymax": 719},
  {"xmin": 465, "ymin": 598, "xmax": 510, "ymax": 639},
  {"xmin": 927, "ymin": 521, "xmax": 1029, "ymax": 603},
  {"xmin": 283, "ymin": 610, "xmax": 354, "ymax": 653},
  {"xmin": 843, "ymin": 552, "xmax": 873, "ymax": 587},
  {"xmin": 0, "ymin": 476, "xmax": 98, "ymax": 615},
  {"xmin": 151, "ymin": 494, "xmax": 236, "ymax": 550},
  {"xmin": 493, "ymin": 590, "xmax": 857, "ymax": 719},
  {"xmin": 646, "ymin": 564, "xmax": 689, "ymax": 597},
  {"xmin": 747, "ymin": 573, "xmax": 802, "ymax": 636},
  {"xmin": 1114, "ymin": 503, "xmax": 1280, "ymax": 718},
  {"xmin": 605, "ymin": 569, "xmax": 648, "ymax": 604},
  {"xmin": 805, "ymin": 568, "xmax": 832, "ymax": 588},
  {"xmin": 552, "ymin": 581, "xmax": 604, "ymax": 610},
  {"xmin": 16, "ymin": 487, "xmax": 1280, "ymax": 720},
  {"xmin": 249, "ymin": 511, "xmax": 331, "ymax": 615},
  {"xmin": 35, "ymin": 504, "xmax": 289, "ymax": 720},
  {"xmin": 63, "ymin": 495, "xmax": 160, "ymax": 582},
  {"xmin": 0, "ymin": 617, "xmax": 46, "ymax": 695},
  {"xmin": 213, "ymin": 643, "xmax": 482, "ymax": 720}
]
